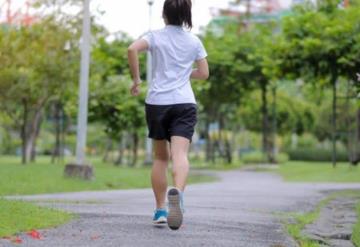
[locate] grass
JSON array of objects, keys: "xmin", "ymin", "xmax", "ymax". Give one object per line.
[
  {"xmin": 353, "ymin": 202, "xmax": 360, "ymax": 247},
  {"xmin": 279, "ymin": 161, "xmax": 360, "ymax": 183},
  {"xmin": 283, "ymin": 190, "xmax": 360, "ymax": 247},
  {"xmin": 0, "ymin": 198, "xmax": 73, "ymax": 237},
  {"xmin": 284, "ymin": 198, "xmax": 330, "ymax": 247},
  {"xmin": 0, "ymin": 156, "xmax": 216, "ymax": 239},
  {"xmin": 0, "ymin": 156, "xmax": 216, "ymax": 196}
]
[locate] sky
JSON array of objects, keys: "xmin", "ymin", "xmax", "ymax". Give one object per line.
[
  {"xmin": 91, "ymin": 0, "xmax": 233, "ymax": 38},
  {"xmin": 1, "ymin": 0, "xmax": 292, "ymax": 38},
  {"xmin": 91, "ymin": 0, "xmax": 292, "ymax": 38}
]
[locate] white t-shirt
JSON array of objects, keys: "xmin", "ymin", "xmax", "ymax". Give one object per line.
[{"xmin": 142, "ymin": 25, "xmax": 207, "ymax": 105}]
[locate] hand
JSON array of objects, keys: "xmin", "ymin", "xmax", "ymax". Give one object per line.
[{"xmin": 130, "ymin": 82, "xmax": 141, "ymax": 96}]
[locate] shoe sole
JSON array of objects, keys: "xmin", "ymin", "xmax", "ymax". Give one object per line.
[
  {"xmin": 167, "ymin": 188, "xmax": 183, "ymax": 230},
  {"xmin": 153, "ymin": 216, "xmax": 167, "ymax": 225}
]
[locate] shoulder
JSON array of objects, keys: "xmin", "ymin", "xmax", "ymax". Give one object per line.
[
  {"xmin": 140, "ymin": 28, "xmax": 163, "ymax": 39},
  {"xmin": 185, "ymin": 32, "xmax": 204, "ymax": 45},
  {"xmin": 147, "ymin": 28, "xmax": 167, "ymax": 36}
]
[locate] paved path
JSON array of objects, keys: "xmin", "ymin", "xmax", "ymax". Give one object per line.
[{"xmin": 2, "ymin": 170, "xmax": 360, "ymax": 247}]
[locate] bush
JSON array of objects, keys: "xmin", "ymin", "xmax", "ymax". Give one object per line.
[
  {"xmin": 277, "ymin": 153, "xmax": 290, "ymax": 164},
  {"xmin": 242, "ymin": 151, "xmax": 289, "ymax": 164},
  {"xmin": 286, "ymin": 148, "xmax": 349, "ymax": 162},
  {"xmin": 283, "ymin": 133, "xmax": 319, "ymax": 149}
]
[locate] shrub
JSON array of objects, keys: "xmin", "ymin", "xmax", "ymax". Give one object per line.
[
  {"xmin": 242, "ymin": 151, "xmax": 289, "ymax": 164},
  {"xmin": 286, "ymin": 148, "xmax": 349, "ymax": 162}
]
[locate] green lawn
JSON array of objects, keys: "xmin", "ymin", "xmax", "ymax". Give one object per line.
[
  {"xmin": 279, "ymin": 161, "xmax": 360, "ymax": 183},
  {"xmin": 0, "ymin": 156, "xmax": 216, "ymax": 196},
  {"xmin": 353, "ymin": 202, "xmax": 360, "ymax": 247},
  {"xmin": 0, "ymin": 199, "xmax": 72, "ymax": 237}
]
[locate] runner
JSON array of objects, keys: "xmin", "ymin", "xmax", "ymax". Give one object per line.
[{"xmin": 127, "ymin": 0, "xmax": 209, "ymax": 230}]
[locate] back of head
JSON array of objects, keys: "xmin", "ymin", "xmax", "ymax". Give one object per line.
[{"xmin": 163, "ymin": 0, "xmax": 192, "ymax": 29}]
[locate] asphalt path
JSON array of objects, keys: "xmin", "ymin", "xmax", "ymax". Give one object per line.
[{"xmin": 2, "ymin": 169, "xmax": 360, "ymax": 247}]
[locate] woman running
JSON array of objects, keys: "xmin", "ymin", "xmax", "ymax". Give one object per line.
[{"xmin": 127, "ymin": 0, "xmax": 209, "ymax": 230}]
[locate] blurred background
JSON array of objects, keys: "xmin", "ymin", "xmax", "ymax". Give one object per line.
[{"xmin": 0, "ymin": 0, "xmax": 359, "ymax": 184}]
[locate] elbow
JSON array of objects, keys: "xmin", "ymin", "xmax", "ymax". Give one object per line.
[
  {"xmin": 203, "ymin": 71, "xmax": 210, "ymax": 80},
  {"xmin": 127, "ymin": 45, "xmax": 137, "ymax": 55},
  {"xmin": 200, "ymin": 70, "xmax": 209, "ymax": 80}
]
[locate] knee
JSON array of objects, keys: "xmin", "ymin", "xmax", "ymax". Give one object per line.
[
  {"xmin": 171, "ymin": 152, "xmax": 188, "ymax": 164},
  {"xmin": 154, "ymin": 151, "xmax": 169, "ymax": 162}
]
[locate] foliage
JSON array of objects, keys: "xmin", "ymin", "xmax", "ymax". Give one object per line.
[
  {"xmin": 0, "ymin": 199, "xmax": 72, "ymax": 237},
  {"xmin": 286, "ymin": 148, "xmax": 348, "ymax": 162},
  {"xmin": 0, "ymin": 16, "xmax": 80, "ymax": 162},
  {"xmin": 89, "ymin": 75, "xmax": 146, "ymax": 139},
  {"xmin": 274, "ymin": 0, "xmax": 360, "ymax": 83},
  {"xmin": 283, "ymin": 133, "xmax": 319, "ymax": 149},
  {"xmin": 238, "ymin": 88, "xmax": 316, "ymax": 135},
  {"xmin": 241, "ymin": 151, "xmax": 289, "ymax": 164}
]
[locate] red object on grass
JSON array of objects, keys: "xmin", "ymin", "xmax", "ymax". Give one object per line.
[
  {"xmin": 27, "ymin": 230, "xmax": 42, "ymax": 240},
  {"xmin": 13, "ymin": 237, "xmax": 23, "ymax": 244}
]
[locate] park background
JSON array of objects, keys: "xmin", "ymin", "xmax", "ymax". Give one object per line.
[{"xmin": 0, "ymin": 0, "xmax": 360, "ymax": 246}]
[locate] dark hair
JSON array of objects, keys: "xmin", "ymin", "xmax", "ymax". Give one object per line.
[{"xmin": 163, "ymin": 0, "xmax": 192, "ymax": 29}]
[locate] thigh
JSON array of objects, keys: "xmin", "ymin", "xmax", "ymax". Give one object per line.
[{"xmin": 153, "ymin": 140, "xmax": 170, "ymax": 161}]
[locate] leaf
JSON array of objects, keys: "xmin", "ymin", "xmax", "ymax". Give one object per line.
[
  {"xmin": 26, "ymin": 229, "xmax": 42, "ymax": 240},
  {"xmin": 12, "ymin": 236, "xmax": 23, "ymax": 244}
]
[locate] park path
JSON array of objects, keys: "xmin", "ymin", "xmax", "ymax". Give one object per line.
[{"xmin": 2, "ymin": 169, "xmax": 360, "ymax": 247}]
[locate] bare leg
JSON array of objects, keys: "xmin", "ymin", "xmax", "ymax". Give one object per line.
[
  {"xmin": 170, "ymin": 136, "xmax": 190, "ymax": 191},
  {"xmin": 151, "ymin": 140, "xmax": 169, "ymax": 209}
]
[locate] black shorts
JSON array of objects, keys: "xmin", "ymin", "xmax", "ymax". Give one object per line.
[{"xmin": 145, "ymin": 103, "xmax": 197, "ymax": 142}]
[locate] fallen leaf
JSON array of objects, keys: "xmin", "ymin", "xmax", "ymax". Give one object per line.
[
  {"xmin": 12, "ymin": 237, "xmax": 22, "ymax": 244},
  {"xmin": 27, "ymin": 230, "xmax": 42, "ymax": 240}
]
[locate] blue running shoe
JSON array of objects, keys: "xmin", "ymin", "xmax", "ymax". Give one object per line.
[
  {"xmin": 167, "ymin": 188, "xmax": 184, "ymax": 230},
  {"xmin": 153, "ymin": 208, "xmax": 168, "ymax": 225}
]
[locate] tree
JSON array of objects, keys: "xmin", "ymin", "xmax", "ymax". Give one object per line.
[
  {"xmin": 273, "ymin": 0, "xmax": 360, "ymax": 165},
  {"xmin": 89, "ymin": 76, "xmax": 146, "ymax": 166},
  {"xmin": 198, "ymin": 25, "xmax": 254, "ymax": 163},
  {"xmin": 0, "ymin": 17, "xmax": 79, "ymax": 164},
  {"xmin": 89, "ymin": 36, "xmax": 147, "ymax": 166}
]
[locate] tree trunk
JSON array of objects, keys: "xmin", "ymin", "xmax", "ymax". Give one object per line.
[
  {"xmin": 20, "ymin": 97, "xmax": 49, "ymax": 164},
  {"xmin": 352, "ymin": 108, "xmax": 360, "ymax": 166},
  {"xmin": 25, "ymin": 109, "xmax": 43, "ymax": 163},
  {"xmin": 331, "ymin": 76, "xmax": 338, "ymax": 167},
  {"xmin": 21, "ymin": 100, "xmax": 29, "ymax": 164},
  {"xmin": 52, "ymin": 102, "xmax": 62, "ymax": 163},
  {"xmin": 131, "ymin": 132, "xmax": 139, "ymax": 167},
  {"xmin": 224, "ymin": 139, "xmax": 232, "ymax": 164},
  {"xmin": 30, "ymin": 111, "xmax": 43, "ymax": 162},
  {"xmin": 271, "ymin": 85, "xmax": 278, "ymax": 163},
  {"xmin": 103, "ymin": 138, "xmax": 113, "ymax": 163},
  {"xmin": 115, "ymin": 134, "xmax": 124, "ymax": 166},
  {"xmin": 261, "ymin": 81, "xmax": 272, "ymax": 163},
  {"xmin": 205, "ymin": 117, "xmax": 212, "ymax": 162},
  {"xmin": 220, "ymin": 115, "xmax": 232, "ymax": 164}
]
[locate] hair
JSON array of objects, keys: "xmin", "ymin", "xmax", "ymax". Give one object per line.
[{"xmin": 163, "ymin": 0, "xmax": 192, "ymax": 29}]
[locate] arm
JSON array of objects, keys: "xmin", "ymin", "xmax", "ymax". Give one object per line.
[
  {"xmin": 191, "ymin": 58, "xmax": 209, "ymax": 80},
  {"xmin": 127, "ymin": 39, "xmax": 149, "ymax": 95}
]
